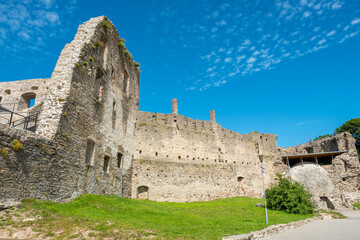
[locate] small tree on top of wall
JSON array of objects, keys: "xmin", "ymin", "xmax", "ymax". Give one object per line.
[{"xmin": 265, "ymin": 175, "xmax": 314, "ymax": 215}]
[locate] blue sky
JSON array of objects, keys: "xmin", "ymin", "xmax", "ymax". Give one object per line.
[{"xmin": 0, "ymin": 0, "xmax": 359, "ymax": 147}]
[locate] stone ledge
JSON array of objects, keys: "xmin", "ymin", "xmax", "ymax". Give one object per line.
[{"xmin": 222, "ymin": 216, "xmax": 323, "ymax": 240}]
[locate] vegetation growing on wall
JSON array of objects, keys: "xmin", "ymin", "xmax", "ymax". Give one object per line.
[
  {"xmin": 266, "ymin": 175, "xmax": 314, "ymax": 215},
  {"xmin": 1, "ymin": 148, "xmax": 8, "ymax": 158},
  {"xmin": 335, "ymin": 118, "xmax": 360, "ymax": 158},
  {"xmin": 12, "ymin": 139, "xmax": 23, "ymax": 151},
  {"xmin": 313, "ymin": 118, "xmax": 360, "ymax": 159},
  {"xmin": 313, "ymin": 134, "xmax": 333, "ymax": 141}
]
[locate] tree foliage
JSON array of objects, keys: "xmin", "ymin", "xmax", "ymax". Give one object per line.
[
  {"xmin": 313, "ymin": 134, "xmax": 333, "ymax": 141},
  {"xmin": 335, "ymin": 118, "xmax": 360, "ymax": 153},
  {"xmin": 266, "ymin": 175, "xmax": 314, "ymax": 215}
]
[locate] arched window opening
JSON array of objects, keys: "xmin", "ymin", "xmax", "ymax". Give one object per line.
[
  {"xmin": 18, "ymin": 92, "xmax": 36, "ymax": 110},
  {"xmin": 137, "ymin": 186, "xmax": 149, "ymax": 199}
]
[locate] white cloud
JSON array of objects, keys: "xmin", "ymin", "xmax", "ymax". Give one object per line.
[
  {"xmin": 247, "ymin": 57, "xmax": 257, "ymax": 63},
  {"xmin": 351, "ymin": 18, "xmax": 360, "ymax": 25},
  {"xmin": 326, "ymin": 30, "xmax": 336, "ymax": 36},
  {"xmin": 46, "ymin": 12, "xmax": 59, "ymax": 24},
  {"xmin": 318, "ymin": 38, "xmax": 326, "ymax": 45},
  {"xmin": 303, "ymin": 11, "xmax": 311, "ymax": 18},
  {"xmin": 0, "ymin": 1, "xmax": 77, "ymax": 57},
  {"xmin": 242, "ymin": 39, "xmax": 251, "ymax": 45}
]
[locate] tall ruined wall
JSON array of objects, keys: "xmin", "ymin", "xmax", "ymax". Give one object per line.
[
  {"xmin": 0, "ymin": 16, "xmax": 139, "ymax": 202},
  {"xmin": 132, "ymin": 111, "xmax": 285, "ymax": 202},
  {"xmin": 281, "ymin": 133, "xmax": 360, "ymax": 208}
]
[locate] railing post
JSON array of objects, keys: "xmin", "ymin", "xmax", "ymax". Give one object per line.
[{"xmin": 9, "ymin": 112, "xmax": 13, "ymax": 126}]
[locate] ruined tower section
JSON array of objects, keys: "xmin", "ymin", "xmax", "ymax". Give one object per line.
[
  {"xmin": 131, "ymin": 105, "xmax": 283, "ymax": 202},
  {"xmin": 0, "ymin": 16, "xmax": 139, "ymax": 202}
]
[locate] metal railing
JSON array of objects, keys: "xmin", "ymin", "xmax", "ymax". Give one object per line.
[{"xmin": 0, "ymin": 102, "xmax": 39, "ymax": 132}]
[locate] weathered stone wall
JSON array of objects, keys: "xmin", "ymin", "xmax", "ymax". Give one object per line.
[
  {"xmin": 0, "ymin": 78, "xmax": 49, "ymax": 125},
  {"xmin": 0, "ymin": 124, "xmax": 73, "ymax": 202},
  {"xmin": 132, "ymin": 111, "xmax": 285, "ymax": 202},
  {"xmin": 280, "ymin": 133, "xmax": 360, "ymax": 208},
  {"xmin": 0, "ymin": 16, "xmax": 140, "ymax": 202},
  {"xmin": 0, "ymin": 78, "xmax": 49, "ymax": 108}
]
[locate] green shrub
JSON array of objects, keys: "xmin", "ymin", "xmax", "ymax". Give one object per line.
[
  {"xmin": 83, "ymin": 61, "xmax": 88, "ymax": 66},
  {"xmin": 118, "ymin": 41, "xmax": 125, "ymax": 49},
  {"xmin": 313, "ymin": 134, "xmax": 333, "ymax": 141},
  {"xmin": 12, "ymin": 139, "xmax": 23, "ymax": 151},
  {"xmin": 266, "ymin": 174, "xmax": 314, "ymax": 214},
  {"xmin": 95, "ymin": 41, "xmax": 104, "ymax": 48},
  {"xmin": 1, "ymin": 148, "xmax": 8, "ymax": 158},
  {"xmin": 124, "ymin": 50, "xmax": 132, "ymax": 59},
  {"xmin": 89, "ymin": 57, "xmax": 94, "ymax": 62},
  {"xmin": 119, "ymin": 38, "xmax": 125, "ymax": 43},
  {"xmin": 134, "ymin": 62, "xmax": 140, "ymax": 67},
  {"xmin": 102, "ymin": 20, "xmax": 111, "ymax": 29}
]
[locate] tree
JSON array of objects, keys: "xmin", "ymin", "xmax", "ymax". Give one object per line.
[{"xmin": 335, "ymin": 118, "xmax": 360, "ymax": 155}]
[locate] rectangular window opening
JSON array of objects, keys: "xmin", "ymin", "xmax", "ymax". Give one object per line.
[
  {"xmin": 85, "ymin": 139, "xmax": 96, "ymax": 166},
  {"xmin": 104, "ymin": 155, "xmax": 110, "ymax": 173},
  {"xmin": 117, "ymin": 153, "xmax": 123, "ymax": 168}
]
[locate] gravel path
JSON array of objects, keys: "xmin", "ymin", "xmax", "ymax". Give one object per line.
[{"xmin": 260, "ymin": 210, "xmax": 360, "ymax": 240}]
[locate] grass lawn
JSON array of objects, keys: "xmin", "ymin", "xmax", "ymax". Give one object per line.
[{"xmin": 2, "ymin": 194, "xmax": 314, "ymax": 239}]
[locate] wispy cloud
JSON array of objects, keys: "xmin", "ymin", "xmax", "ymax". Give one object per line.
[
  {"xmin": 149, "ymin": 0, "xmax": 360, "ymax": 90},
  {"xmin": 293, "ymin": 120, "xmax": 319, "ymax": 126},
  {"xmin": 0, "ymin": 0, "xmax": 77, "ymax": 60}
]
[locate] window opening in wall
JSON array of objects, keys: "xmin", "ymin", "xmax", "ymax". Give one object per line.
[
  {"xmin": 237, "ymin": 176, "xmax": 244, "ymax": 182},
  {"xmin": 0, "ymin": 96, "xmax": 2, "ymax": 103},
  {"xmin": 123, "ymin": 70, "xmax": 130, "ymax": 96},
  {"xmin": 117, "ymin": 153, "xmax": 123, "ymax": 168},
  {"xmin": 18, "ymin": 92, "xmax": 36, "ymax": 110},
  {"xmin": 305, "ymin": 147, "xmax": 314, "ymax": 154},
  {"xmin": 5, "ymin": 89, "xmax": 11, "ymax": 95},
  {"xmin": 137, "ymin": 186, "xmax": 149, "ymax": 199},
  {"xmin": 31, "ymin": 86, "xmax": 39, "ymax": 90},
  {"xmin": 320, "ymin": 196, "xmax": 335, "ymax": 210},
  {"xmin": 112, "ymin": 100, "xmax": 117, "ymax": 129},
  {"xmin": 103, "ymin": 155, "xmax": 110, "ymax": 173},
  {"xmin": 85, "ymin": 139, "xmax": 96, "ymax": 166},
  {"xmin": 155, "ymin": 152, "xmax": 158, "ymax": 156},
  {"xmin": 29, "ymin": 98, "xmax": 35, "ymax": 107}
]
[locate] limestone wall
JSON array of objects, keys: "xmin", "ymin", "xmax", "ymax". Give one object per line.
[
  {"xmin": 0, "ymin": 78, "xmax": 49, "ymax": 125},
  {"xmin": 131, "ymin": 111, "xmax": 285, "ymax": 202},
  {"xmin": 281, "ymin": 133, "xmax": 360, "ymax": 208},
  {"xmin": 0, "ymin": 16, "xmax": 140, "ymax": 202}
]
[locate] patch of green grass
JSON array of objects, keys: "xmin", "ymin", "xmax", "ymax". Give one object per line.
[
  {"xmin": 353, "ymin": 203, "xmax": 360, "ymax": 210},
  {"xmin": 20, "ymin": 194, "xmax": 313, "ymax": 239}
]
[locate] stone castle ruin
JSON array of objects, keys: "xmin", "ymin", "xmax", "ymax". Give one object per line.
[{"xmin": 0, "ymin": 16, "xmax": 359, "ymax": 210}]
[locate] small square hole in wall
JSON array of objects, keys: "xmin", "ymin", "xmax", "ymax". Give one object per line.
[{"xmin": 237, "ymin": 176, "xmax": 244, "ymax": 182}]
